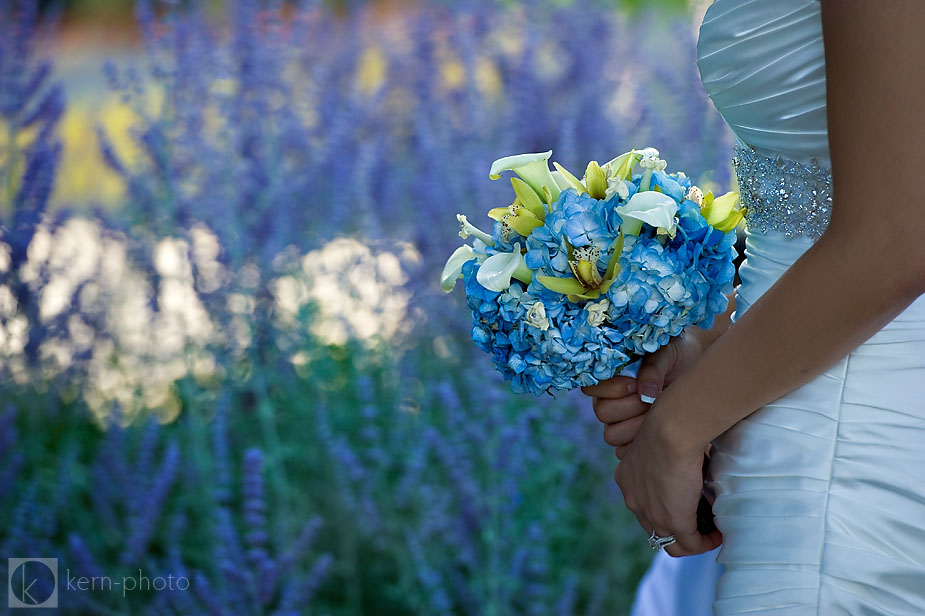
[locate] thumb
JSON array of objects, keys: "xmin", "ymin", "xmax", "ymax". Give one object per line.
[{"xmin": 636, "ymin": 343, "xmax": 678, "ymax": 403}]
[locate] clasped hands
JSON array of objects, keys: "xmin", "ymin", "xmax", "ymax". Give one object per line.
[{"xmin": 582, "ymin": 335, "xmax": 723, "ymax": 557}]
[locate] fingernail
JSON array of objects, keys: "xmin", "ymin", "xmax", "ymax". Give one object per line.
[
  {"xmin": 627, "ymin": 381, "xmax": 637, "ymax": 394},
  {"xmin": 640, "ymin": 382, "xmax": 659, "ymax": 403}
]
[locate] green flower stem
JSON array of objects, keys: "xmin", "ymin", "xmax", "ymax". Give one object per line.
[
  {"xmin": 639, "ymin": 168, "xmax": 654, "ymax": 192},
  {"xmin": 621, "ymin": 218, "xmax": 644, "ymax": 236},
  {"xmin": 512, "ymin": 261, "xmax": 533, "ymax": 285}
]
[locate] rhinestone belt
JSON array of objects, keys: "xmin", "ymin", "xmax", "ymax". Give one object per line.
[{"xmin": 732, "ymin": 144, "xmax": 833, "ymax": 241}]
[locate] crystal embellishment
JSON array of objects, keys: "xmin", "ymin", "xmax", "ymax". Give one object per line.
[{"xmin": 732, "ymin": 144, "xmax": 833, "ymax": 241}]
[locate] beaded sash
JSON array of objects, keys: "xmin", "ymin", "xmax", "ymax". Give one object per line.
[{"xmin": 732, "ymin": 144, "xmax": 833, "ymax": 241}]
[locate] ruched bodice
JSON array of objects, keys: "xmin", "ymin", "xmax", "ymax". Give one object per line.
[
  {"xmin": 693, "ymin": 2, "xmax": 925, "ymax": 615},
  {"xmin": 697, "ymin": 0, "xmax": 828, "ymax": 165}
]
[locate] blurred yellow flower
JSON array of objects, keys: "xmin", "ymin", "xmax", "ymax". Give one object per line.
[{"xmin": 54, "ymin": 98, "xmax": 139, "ymax": 207}]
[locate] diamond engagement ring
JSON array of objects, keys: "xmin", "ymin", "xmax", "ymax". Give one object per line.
[{"xmin": 648, "ymin": 529, "xmax": 677, "ymax": 551}]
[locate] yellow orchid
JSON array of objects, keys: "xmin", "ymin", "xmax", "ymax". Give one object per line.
[
  {"xmin": 685, "ymin": 185, "xmax": 704, "ymax": 206},
  {"xmin": 537, "ymin": 233, "xmax": 624, "ymax": 302},
  {"xmin": 508, "ymin": 177, "xmax": 545, "ymax": 220},
  {"xmin": 487, "ymin": 199, "xmax": 544, "ymax": 239},
  {"xmin": 700, "ymin": 190, "xmax": 744, "ymax": 232}
]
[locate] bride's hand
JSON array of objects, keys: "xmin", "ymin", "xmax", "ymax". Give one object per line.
[
  {"xmin": 615, "ymin": 415, "xmax": 723, "ymax": 557},
  {"xmin": 582, "ymin": 331, "xmax": 705, "ymax": 458}
]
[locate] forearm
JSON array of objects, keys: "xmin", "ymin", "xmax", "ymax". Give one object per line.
[{"xmin": 650, "ymin": 231, "xmax": 925, "ymax": 456}]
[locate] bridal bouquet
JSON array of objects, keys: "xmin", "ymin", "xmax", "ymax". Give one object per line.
[{"xmin": 442, "ymin": 148, "xmax": 742, "ymax": 396}]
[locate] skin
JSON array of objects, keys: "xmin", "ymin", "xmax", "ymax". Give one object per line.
[
  {"xmin": 586, "ymin": 0, "xmax": 925, "ymax": 558},
  {"xmin": 583, "ymin": 291, "xmax": 735, "ymax": 459}
]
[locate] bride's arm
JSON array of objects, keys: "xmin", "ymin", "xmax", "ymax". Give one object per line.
[
  {"xmin": 616, "ymin": 0, "xmax": 925, "ymax": 557},
  {"xmin": 655, "ymin": 0, "xmax": 925, "ymax": 459}
]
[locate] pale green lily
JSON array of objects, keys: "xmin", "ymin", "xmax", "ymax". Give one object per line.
[
  {"xmin": 441, "ymin": 244, "xmax": 480, "ymax": 293},
  {"xmin": 489, "ymin": 151, "xmax": 561, "ymax": 202},
  {"xmin": 538, "ymin": 233, "xmax": 624, "ymax": 302},
  {"xmin": 476, "ymin": 242, "xmax": 533, "ymax": 292},
  {"xmin": 616, "ymin": 190, "xmax": 678, "ymax": 237},
  {"xmin": 700, "ymin": 190, "xmax": 744, "ymax": 232}
]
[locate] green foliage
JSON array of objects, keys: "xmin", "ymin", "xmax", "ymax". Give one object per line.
[{"xmin": 1, "ymin": 335, "xmax": 652, "ymax": 614}]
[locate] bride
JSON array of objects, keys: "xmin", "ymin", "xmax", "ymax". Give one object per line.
[{"xmin": 584, "ymin": 0, "xmax": 925, "ymax": 613}]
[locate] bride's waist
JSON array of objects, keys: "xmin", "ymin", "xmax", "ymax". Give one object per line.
[{"xmin": 734, "ymin": 229, "xmax": 925, "ymax": 341}]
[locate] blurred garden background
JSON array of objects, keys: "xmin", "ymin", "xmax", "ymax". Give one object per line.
[{"xmin": 0, "ymin": 0, "xmax": 734, "ymax": 613}]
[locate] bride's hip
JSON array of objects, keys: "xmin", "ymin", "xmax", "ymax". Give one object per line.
[
  {"xmin": 715, "ymin": 227, "xmax": 925, "ymax": 490},
  {"xmin": 707, "ymin": 322, "xmax": 925, "ymax": 497}
]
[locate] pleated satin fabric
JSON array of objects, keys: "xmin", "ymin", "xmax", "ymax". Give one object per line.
[
  {"xmin": 695, "ymin": 1, "xmax": 925, "ymax": 614},
  {"xmin": 697, "ymin": 0, "xmax": 829, "ymax": 166}
]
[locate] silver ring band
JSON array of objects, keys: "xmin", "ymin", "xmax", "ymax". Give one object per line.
[{"xmin": 648, "ymin": 529, "xmax": 677, "ymax": 551}]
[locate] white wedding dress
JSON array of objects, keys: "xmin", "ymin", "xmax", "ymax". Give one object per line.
[{"xmin": 630, "ymin": 1, "xmax": 925, "ymax": 614}]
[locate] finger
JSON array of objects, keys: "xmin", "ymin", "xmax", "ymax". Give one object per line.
[
  {"xmin": 592, "ymin": 395, "xmax": 647, "ymax": 424},
  {"xmin": 664, "ymin": 541, "xmax": 688, "ymax": 557},
  {"xmin": 581, "ymin": 377, "xmax": 637, "ymax": 399},
  {"xmin": 668, "ymin": 527, "xmax": 723, "ymax": 557},
  {"xmin": 602, "ymin": 414, "xmax": 646, "ymax": 446},
  {"xmin": 665, "ymin": 536, "xmax": 720, "ymax": 557},
  {"xmin": 636, "ymin": 342, "xmax": 679, "ymax": 403}
]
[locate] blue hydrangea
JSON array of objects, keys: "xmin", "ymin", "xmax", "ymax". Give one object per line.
[
  {"xmin": 459, "ymin": 175, "xmax": 736, "ymax": 396},
  {"xmin": 525, "ymin": 189, "xmax": 624, "ymax": 278}
]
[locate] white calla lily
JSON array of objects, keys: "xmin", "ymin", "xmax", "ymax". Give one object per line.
[
  {"xmin": 476, "ymin": 243, "xmax": 532, "ymax": 292},
  {"xmin": 617, "ymin": 190, "xmax": 679, "ymax": 237},
  {"xmin": 441, "ymin": 244, "xmax": 479, "ymax": 293},
  {"xmin": 489, "ymin": 151, "xmax": 561, "ymax": 202}
]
